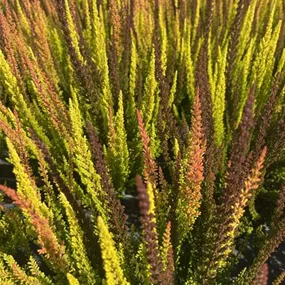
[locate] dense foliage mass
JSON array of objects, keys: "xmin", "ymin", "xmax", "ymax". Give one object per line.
[{"xmin": 0, "ymin": 0, "xmax": 285, "ymax": 284}]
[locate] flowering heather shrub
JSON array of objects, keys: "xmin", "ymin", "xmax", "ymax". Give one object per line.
[{"xmin": 0, "ymin": 0, "xmax": 285, "ymax": 284}]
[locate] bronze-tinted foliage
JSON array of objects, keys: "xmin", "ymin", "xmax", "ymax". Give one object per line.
[
  {"xmin": 253, "ymin": 264, "xmax": 269, "ymax": 285},
  {"xmin": 136, "ymin": 175, "xmax": 166, "ymax": 285}
]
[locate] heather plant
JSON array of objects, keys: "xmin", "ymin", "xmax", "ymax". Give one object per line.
[{"xmin": 0, "ymin": 0, "xmax": 285, "ymax": 284}]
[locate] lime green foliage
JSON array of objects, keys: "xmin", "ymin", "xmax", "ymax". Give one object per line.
[
  {"xmin": 66, "ymin": 273, "xmax": 80, "ymax": 285},
  {"xmin": 97, "ymin": 216, "xmax": 130, "ymax": 285},
  {"xmin": 91, "ymin": 1, "xmax": 113, "ymax": 114},
  {"xmin": 208, "ymin": 43, "xmax": 228, "ymax": 145},
  {"xmin": 28, "ymin": 256, "xmax": 53, "ymax": 285},
  {"xmin": 0, "ymin": 50, "xmax": 19, "ymax": 103},
  {"xmin": 169, "ymin": 71, "xmax": 178, "ymax": 108},
  {"xmin": 141, "ymin": 47, "xmax": 161, "ymax": 158},
  {"xmin": 5, "ymin": 137, "xmax": 50, "ymax": 220},
  {"xmin": 107, "ymin": 91, "xmax": 130, "ymax": 195},
  {"xmin": 159, "ymin": 6, "xmax": 168, "ymax": 77},
  {"xmin": 142, "ymin": 47, "xmax": 158, "ymax": 131},
  {"xmin": 60, "ymin": 193, "xmax": 96, "ymax": 284},
  {"xmin": 69, "ymin": 91, "xmax": 107, "ymax": 219},
  {"xmin": 184, "ymin": 22, "xmax": 195, "ymax": 103},
  {"xmin": 0, "ymin": 253, "xmax": 39, "ymax": 284},
  {"xmin": 128, "ymin": 35, "xmax": 138, "ymax": 120}
]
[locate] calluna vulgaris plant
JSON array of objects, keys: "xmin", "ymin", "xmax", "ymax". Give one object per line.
[{"xmin": 1, "ymin": 0, "xmax": 285, "ymax": 284}]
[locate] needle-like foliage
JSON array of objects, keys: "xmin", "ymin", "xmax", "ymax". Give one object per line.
[{"xmin": 0, "ymin": 0, "xmax": 285, "ymax": 284}]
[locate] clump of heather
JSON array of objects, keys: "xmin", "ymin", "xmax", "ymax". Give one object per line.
[{"xmin": 0, "ymin": 0, "xmax": 285, "ymax": 284}]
